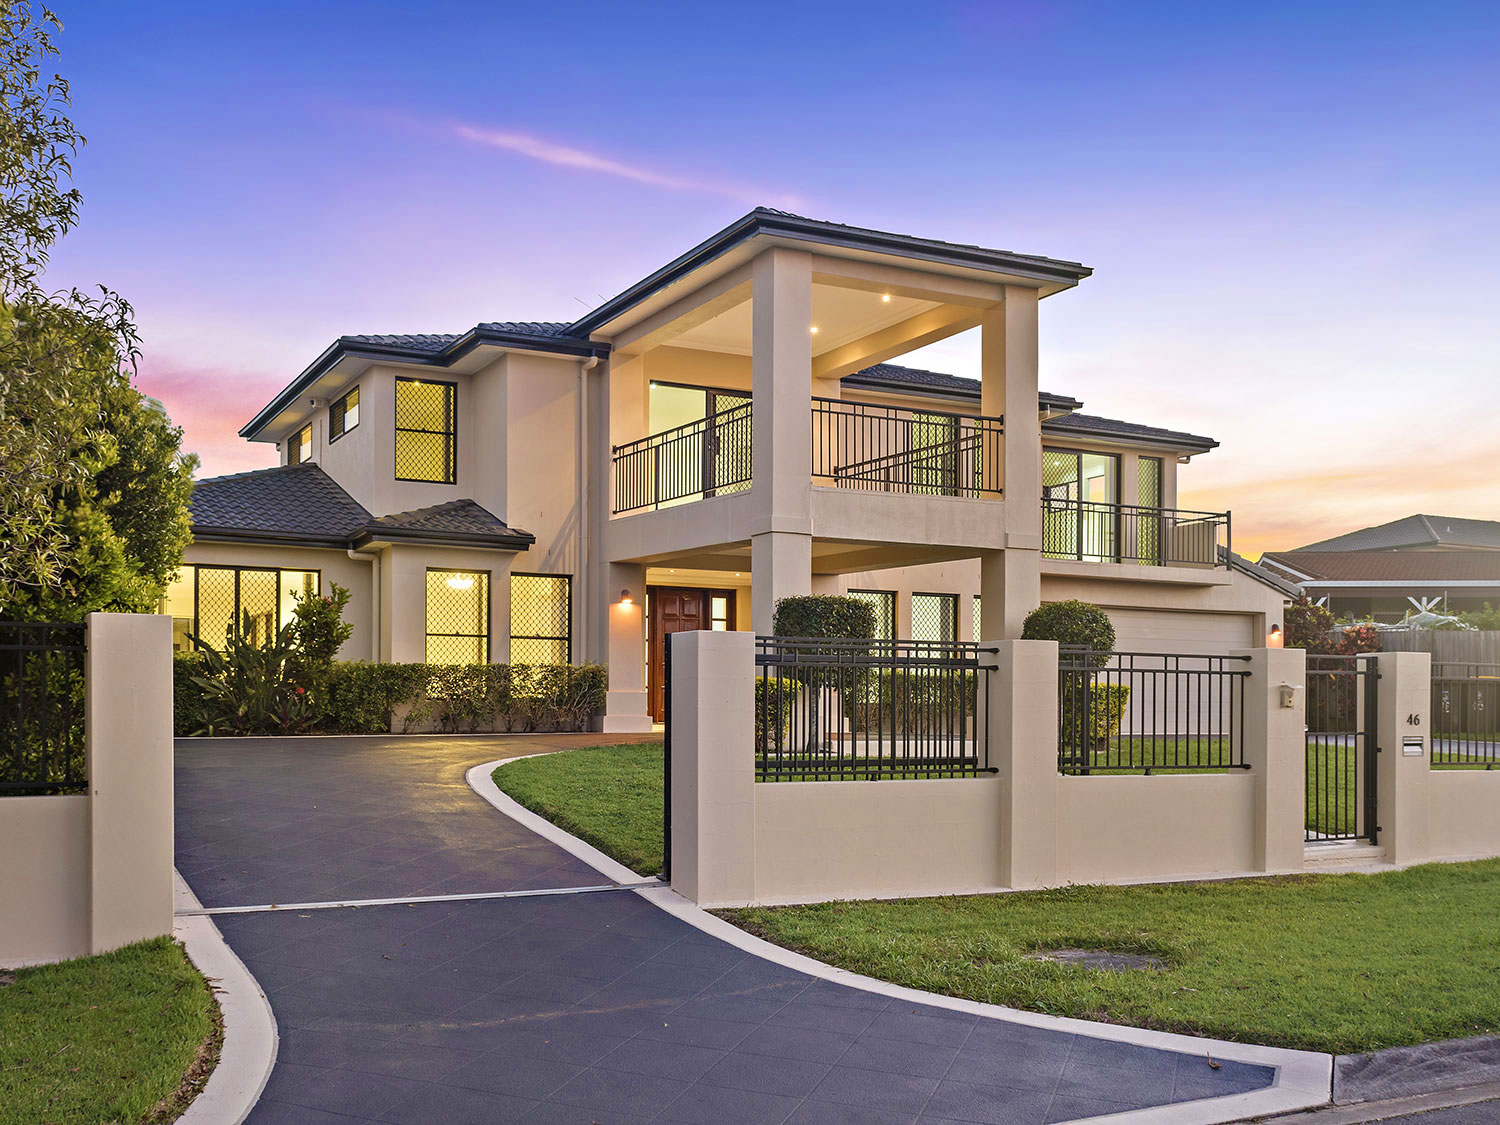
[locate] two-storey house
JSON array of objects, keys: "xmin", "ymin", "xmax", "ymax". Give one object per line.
[{"xmin": 171, "ymin": 209, "xmax": 1295, "ymax": 730}]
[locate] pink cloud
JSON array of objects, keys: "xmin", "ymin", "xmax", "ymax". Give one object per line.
[{"xmin": 133, "ymin": 358, "xmax": 280, "ymax": 479}]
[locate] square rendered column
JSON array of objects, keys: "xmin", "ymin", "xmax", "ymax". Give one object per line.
[
  {"xmin": 1375, "ymin": 650, "xmax": 1432, "ymax": 864},
  {"xmin": 751, "ymin": 531, "xmax": 813, "ymax": 635},
  {"xmin": 669, "ymin": 630, "xmax": 756, "ymax": 906},
  {"xmin": 750, "ymin": 247, "xmax": 814, "ymax": 531},
  {"xmin": 1237, "ymin": 647, "xmax": 1307, "ymax": 873},
  {"xmin": 988, "ymin": 639, "xmax": 1059, "ymax": 888},
  {"xmin": 602, "ymin": 562, "xmax": 653, "ymax": 733},
  {"xmin": 87, "ymin": 612, "xmax": 174, "ymax": 955}
]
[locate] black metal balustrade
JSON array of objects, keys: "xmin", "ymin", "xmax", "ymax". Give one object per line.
[
  {"xmin": 1041, "ymin": 498, "xmax": 1231, "ymax": 568},
  {"xmin": 1432, "ymin": 662, "xmax": 1500, "ymax": 768},
  {"xmin": 756, "ymin": 636, "xmax": 993, "ymax": 781},
  {"xmin": 612, "ymin": 401, "xmax": 753, "ymax": 514},
  {"xmin": 811, "ymin": 397, "xmax": 1003, "ymax": 498},
  {"xmin": 1058, "ymin": 647, "xmax": 1249, "ymax": 774},
  {"xmin": 0, "ymin": 621, "xmax": 87, "ymax": 795}
]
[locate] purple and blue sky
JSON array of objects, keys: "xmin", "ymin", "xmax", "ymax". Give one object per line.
[{"xmin": 45, "ymin": 1, "xmax": 1500, "ymax": 558}]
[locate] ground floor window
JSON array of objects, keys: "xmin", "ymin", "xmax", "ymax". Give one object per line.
[
  {"xmin": 912, "ymin": 592, "xmax": 959, "ymax": 644},
  {"xmin": 510, "ymin": 573, "xmax": 572, "ymax": 663},
  {"xmin": 849, "ymin": 590, "xmax": 896, "ymax": 641},
  {"xmin": 426, "ymin": 569, "xmax": 490, "ymax": 664},
  {"xmin": 162, "ymin": 565, "xmax": 320, "ymax": 652}
]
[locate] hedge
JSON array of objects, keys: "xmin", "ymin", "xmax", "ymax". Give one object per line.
[
  {"xmin": 1060, "ymin": 681, "xmax": 1132, "ymax": 755},
  {"xmin": 843, "ymin": 668, "xmax": 979, "ymax": 735}
]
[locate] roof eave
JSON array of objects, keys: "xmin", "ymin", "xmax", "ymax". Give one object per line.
[
  {"xmin": 189, "ymin": 526, "xmax": 357, "ymax": 550},
  {"xmin": 352, "ymin": 526, "xmax": 536, "ymax": 552}
]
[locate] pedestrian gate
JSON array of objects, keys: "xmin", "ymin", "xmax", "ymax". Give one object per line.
[{"xmin": 1305, "ymin": 654, "xmax": 1379, "ymax": 843}]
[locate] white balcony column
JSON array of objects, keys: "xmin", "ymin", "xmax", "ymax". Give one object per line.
[
  {"xmin": 980, "ymin": 287, "xmax": 1043, "ymax": 637},
  {"xmin": 751, "ymin": 532, "xmax": 812, "ymax": 634},
  {"xmin": 602, "ymin": 562, "xmax": 653, "ymax": 732}
]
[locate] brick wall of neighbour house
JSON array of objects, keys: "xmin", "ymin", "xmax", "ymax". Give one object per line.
[
  {"xmin": 667, "ymin": 636, "xmax": 1499, "ymax": 908},
  {"xmin": 0, "ymin": 614, "xmax": 174, "ymax": 966}
]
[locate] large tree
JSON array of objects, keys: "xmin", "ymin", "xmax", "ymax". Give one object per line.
[{"xmin": 0, "ymin": 4, "xmax": 194, "ymax": 618}]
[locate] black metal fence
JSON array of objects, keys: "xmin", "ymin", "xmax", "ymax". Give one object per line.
[
  {"xmin": 1041, "ymin": 498, "xmax": 1230, "ymax": 568},
  {"xmin": 1432, "ymin": 662, "xmax": 1500, "ymax": 768},
  {"xmin": 811, "ymin": 397, "xmax": 1002, "ymax": 498},
  {"xmin": 0, "ymin": 621, "xmax": 87, "ymax": 795},
  {"xmin": 1057, "ymin": 647, "xmax": 1249, "ymax": 773},
  {"xmin": 1305, "ymin": 654, "xmax": 1379, "ymax": 842},
  {"xmin": 755, "ymin": 636, "xmax": 993, "ymax": 781},
  {"xmin": 612, "ymin": 401, "xmax": 752, "ymax": 514}
]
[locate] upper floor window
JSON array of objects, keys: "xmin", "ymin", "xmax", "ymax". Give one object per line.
[
  {"xmin": 395, "ymin": 377, "xmax": 457, "ymax": 484},
  {"xmin": 287, "ymin": 423, "xmax": 313, "ymax": 465},
  {"xmin": 330, "ymin": 386, "xmax": 359, "ymax": 442}
]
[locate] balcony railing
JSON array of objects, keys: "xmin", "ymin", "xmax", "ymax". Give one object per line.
[
  {"xmin": 1042, "ymin": 498, "xmax": 1230, "ymax": 568},
  {"xmin": 612, "ymin": 400, "xmax": 752, "ymax": 514},
  {"xmin": 811, "ymin": 397, "xmax": 1003, "ymax": 498}
]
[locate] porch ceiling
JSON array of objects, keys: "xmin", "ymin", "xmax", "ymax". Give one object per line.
[
  {"xmin": 670, "ymin": 283, "xmax": 943, "ymax": 357},
  {"xmin": 613, "ymin": 538, "xmax": 982, "ymax": 576}
]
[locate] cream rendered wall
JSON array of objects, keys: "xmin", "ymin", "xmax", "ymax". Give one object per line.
[
  {"xmin": 381, "ymin": 542, "xmax": 514, "ymax": 664},
  {"xmin": 1427, "ymin": 771, "xmax": 1500, "ymax": 860},
  {"xmin": 181, "ymin": 541, "xmax": 376, "ymax": 661},
  {"xmin": 0, "ymin": 796, "xmax": 91, "ymax": 963}
]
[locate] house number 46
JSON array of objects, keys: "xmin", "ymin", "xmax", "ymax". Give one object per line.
[{"xmin": 1406, "ymin": 714, "xmax": 1422, "ymax": 726}]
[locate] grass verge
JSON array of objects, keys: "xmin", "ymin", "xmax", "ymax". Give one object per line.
[
  {"xmin": 723, "ymin": 860, "xmax": 1500, "ymax": 1054},
  {"xmin": 494, "ymin": 743, "xmax": 665, "ymax": 876},
  {"xmin": 0, "ymin": 936, "xmax": 222, "ymax": 1125}
]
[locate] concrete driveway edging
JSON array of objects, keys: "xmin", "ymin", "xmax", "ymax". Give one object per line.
[
  {"xmin": 172, "ymin": 870, "xmax": 278, "ymax": 1125},
  {"xmin": 473, "ymin": 754, "xmax": 1335, "ymax": 1125}
]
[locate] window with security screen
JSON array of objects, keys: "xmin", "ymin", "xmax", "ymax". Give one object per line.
[
  {"xmin": 972, "ymin": 594, "xmax": 981, "ymax": 641},
  {"xmin": 330, "ymin": 386, "xmax": 359, "ymax": 442},
  {"xmin": 911, "ymin": 592, "xmax": 958, "ymax": 643},
  {"xmin": 170, "ymin": 565, "xmax": 320, "ymax": 651},
  {"xmin": 510, "ymin": 574, "xmax": 572, "ymax": 664},
  {"xmin": 848, "ymin": 590, "xmax": 895, "ymax": 641},
  {"xmin": 395, "ymin": 377, "xmax": 457, "ymax": 483},
  {"xmin": 426, "ymin": 569, "xmax": 489, "ymax": 663},
  {"xmin": 286, "ymin": 422, "xmax": 313, "ymax": 465}
]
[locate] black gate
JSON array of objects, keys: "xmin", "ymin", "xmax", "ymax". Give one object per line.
[{"xmin": 1305, "ymin": 654, "xmax": 1379, "ymax": 843}]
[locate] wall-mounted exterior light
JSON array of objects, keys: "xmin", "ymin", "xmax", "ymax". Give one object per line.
[
  {"xmin": 1267, "ymin": 624, "xmax": 1284, "ymax": 648},
  {"xmin": 619, "ymin": 589, "xmax": 634, "ymax": 606}
]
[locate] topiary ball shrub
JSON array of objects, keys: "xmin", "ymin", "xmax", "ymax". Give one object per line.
[
  {"xmin": 772, "ymin": 594, "xmax": 877, "ymax": 641},
  {"xmin": 1022, "ymin": 599, "xmax": 1116, "ymax": 657}
]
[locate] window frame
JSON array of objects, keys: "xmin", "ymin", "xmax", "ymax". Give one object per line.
[
  {"xmin": 911, "ymin": 591, "xmax": 960, "ymax": 644},
  {"xmin": 848, "ymin": 589, "xmax": 897, "ymax": 642},
  {"xmin": 329, "ymin": 385, "xmax": 360, "ymax": 443},
  {"xmin": 175, "ymin": 564, "xmax": 322, "ymax": 651},
  {"xmin": 509, "ymin": 572, "xmax": 573, "ymax": 664},
  {"xmin": 425, "ymin": 567, "xmax": 491, "ymax": 664},
  {"xmin": 394, "ymin": 376, "xmax": 458, "ymax": 485}
]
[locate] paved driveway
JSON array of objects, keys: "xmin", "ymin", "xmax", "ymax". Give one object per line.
[{"xmin": 176, "ymin": 735, "xmax": 1276, "ymax": 1124}]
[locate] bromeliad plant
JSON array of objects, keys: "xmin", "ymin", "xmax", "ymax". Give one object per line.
[{"xmin": 188, "ymin": 613, "xmax": 311, "ymax": 735}]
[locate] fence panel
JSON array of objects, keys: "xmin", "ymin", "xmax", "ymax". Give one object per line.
[
  {"xmin": 0, "ymin": 621, "xmax": 88, "ymax": 795},
  {"xmin": 1432, "ymin": 661, "xmax": 1500, "ymax": 768},
  {"xmin": 755, "ymin": 637, "xmax": 993, "ymax": 781},
  {"xmin": 1056, "ymin": 648, "xmax": 1249, "ymax": 773}
]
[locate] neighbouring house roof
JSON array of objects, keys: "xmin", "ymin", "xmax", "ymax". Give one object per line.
[
  {"xmin": 1293, "ymin": 514, "xmax": 1500, "ymax": 552},
  {"xmin": 189, "ymin": 464, "xmax": 534, "ymax": 551},
  {"xmin": 1258, "ymin": 550, "xmax": 1500, "ymax": 588}
]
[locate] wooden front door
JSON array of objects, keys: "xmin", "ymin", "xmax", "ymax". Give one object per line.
[{"xmin": 648, "ymin": 587, "xmax": 736, "ymax": 722}]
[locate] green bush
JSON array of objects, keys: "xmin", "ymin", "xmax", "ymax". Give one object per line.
[
  {"xmin": 287, "ymin": 581, "xmax": 354, "ymax": 704},
  {"xmin": 172, "ymin": 651, "xmax": 208, "ymax": 736},
  {"xmin": 755, "ymin": 676, "xmax": 795, "ymax": 748},
  {"xmin": 1022, "ymin": 600, "xmax": 1116, "ymax": 666},
  {"xmin": 321, "ymin": 662, "xmax": 432, "ymax": 733},
  {"xmin": 188, "ymin": 617, "xmax": 311, "ymax": 735},
  {"xmin": 844, "ymin": 668, "xmax": 978, "ymax": 735},
  {"xmin": 1059, "ymin": 681, "xmax": 1133, "ymax": 760},
  {"xmin": 772, "ymin": 594, "xmax": 877, "ymax": 640}
]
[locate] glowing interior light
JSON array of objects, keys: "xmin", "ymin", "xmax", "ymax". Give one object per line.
[{"xmin": 446, "ymin": 575, "xmax": 474, "ymax": 590}]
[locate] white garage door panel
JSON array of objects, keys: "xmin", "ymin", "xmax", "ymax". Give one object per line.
[{"xmin": 1107, "ymin": 609, "xmax": 1255, "ymax": 654}]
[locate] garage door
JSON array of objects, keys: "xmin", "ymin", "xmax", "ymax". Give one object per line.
[{"xmin": 1106, "ymin": 608, "xmax": 1256, "ymax": 655}]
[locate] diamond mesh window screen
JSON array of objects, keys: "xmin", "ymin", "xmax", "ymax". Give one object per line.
[
  {"xmin": 395, "ymin": 378, "xmax": 457, "ymax": 483},
  {"xmin": 426, "ymin": 569, "xmax": 489, "ymax": 664},
  {"xmin": 510, "ymin": 574, "xmax": 571, "ymax": 664},
  {"xmin": 972, "ymin": 594, "xmax": 982, "ymax": 642},
  {"xmin": 911, "ymin": 593, "xmax": 958, "ymax": 643},
  {"xmin": 1137, "ymin": 456, "xmax": 1163, "ymax": 564},
  {"xmin": 185, "ymin": 565, "xmax": 321, "ymax": 651},
  {"xmin": 848, "ymin": 590, "xmax": 895, "ymax": 641},
  {"xmin": 330, "ymin": 386, "xmax": 360, "ymax": 441}
]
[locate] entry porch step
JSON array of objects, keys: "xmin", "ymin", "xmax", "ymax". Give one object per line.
[{"xmin": 1304, "ymin": 841, "xmax": 1388, "ymax": 870}]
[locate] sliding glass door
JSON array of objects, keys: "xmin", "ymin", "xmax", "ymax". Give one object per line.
[{"xmin": 1042, "ymin": 449, "xmax": 1119, "ymax": 562}]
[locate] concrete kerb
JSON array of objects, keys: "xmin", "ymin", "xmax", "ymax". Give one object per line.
[
  {"xmin": 471, "ymin": 755, "xmax": 1333, "ymax": 1125},
  {"xmin": 172, "ymin": 871, "xmax": 278, "ymax": 1125}
]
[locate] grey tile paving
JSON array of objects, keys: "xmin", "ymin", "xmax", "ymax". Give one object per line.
[{"xmin": 179, "ymin": 736, "xmax": 1277, "ymax": 1125}]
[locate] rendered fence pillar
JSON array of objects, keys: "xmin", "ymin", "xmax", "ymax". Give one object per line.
[
  {"xmin": 1374, "ymin": 651, "xmax": 1432, "ymax": 864},
  {"xmin": 602, "ymin": 562, "xmax": 653, "ymax": 733},
  {"xmin": 669, "ymin": 630, "xmax": 757, "ymax": 906},
  {"xmin": 1237, "ymin": 647, "xmax": 1307, "ymax": 873},
  {"xmin": 989, "ymin": 638, "xmax": 1059, "ymax": 888},
  {"xmin": 86, "ymin": 612, "xmax": 174, "ymax": 955}
]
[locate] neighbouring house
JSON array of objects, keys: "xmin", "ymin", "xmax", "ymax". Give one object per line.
[
  {"xmin": 1260, "ymin": 515, "xmax": 1500, "ymax": 622},
  {"xmin": 169, "ymin": 208, "xmax": 1295, "ymax": 730}
]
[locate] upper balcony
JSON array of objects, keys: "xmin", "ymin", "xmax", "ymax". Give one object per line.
[
  {"xmin": 1041, "ymin": 497, "xmax": 1231, "ymax": 570},
  {"xmin": 611, "ymin": 397, "xmax": 1003, "ymax": 515}
]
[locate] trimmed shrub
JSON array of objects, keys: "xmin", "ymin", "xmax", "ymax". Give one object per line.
[
  {"xmin": 322, "ymin": 662, "xmax": 432, "ymax": 733},
  {"xmin": 772, "ymin": 594, "xmax": 877, "ymax": 641},
  {"xmin": 754, "ymin": 676, "xmax": 795, "ymax": 748},
  {"xmin": 844, "ymin": 668, "xmax": 978, "ymax": 735},
  {"xmin": 173, "ymin": 651, "xmax": 209, "ymax": 736},
  {"xmin": 1022, "ymin": 600, "xmax": 1116, "ymax": 666}
]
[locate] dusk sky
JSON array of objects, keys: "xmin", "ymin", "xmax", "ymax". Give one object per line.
[{"xmin": 45, "ymin": 1, "xmax": 1499, "ymax": 559}]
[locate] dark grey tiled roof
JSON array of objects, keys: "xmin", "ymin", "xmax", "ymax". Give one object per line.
[
  {"xmin": 476, "ymin": 321, "xmax": 574, "ymax": 336},
  {"xmin": 1295, "ymin": 514, "xmax": 1500, "ymax": 552},
  {"xmin": 1044, "ymin": 412, "xmax": 1217, "ymax": 451},
  {"xmin": 341, "ymin": 332, "xmax": 458, "ymax": 353},
  {"xmin": 190, "ymin": 464, "xmax": 371, "ymax": 545},
  {"xmin": 843, "ymin": 363, "xmax": 1082, "ymax": 411},
  {"xmin": 190, "ymin": 464, "xmax": 533, "ymax": 550},
  {"xmin": 364, "ymin": 499, "xmax": 534, "ymax": 548}
]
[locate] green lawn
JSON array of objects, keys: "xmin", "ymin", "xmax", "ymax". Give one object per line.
[
  {"xmin": 0, "ymin": 937, "xmax": 220, "ymax": 1125},
  {"xmin": 495, "ymin": 743, "xmax": 666, "ymax": 876},
  {"xmin": 724, "ymin": 861, "xmax": 1500, "ymax": 1054}
]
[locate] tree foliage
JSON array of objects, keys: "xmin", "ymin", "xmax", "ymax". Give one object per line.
[{"xmin": 0, "ymin": 4, "xmax": 194, "ymax": 616}]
